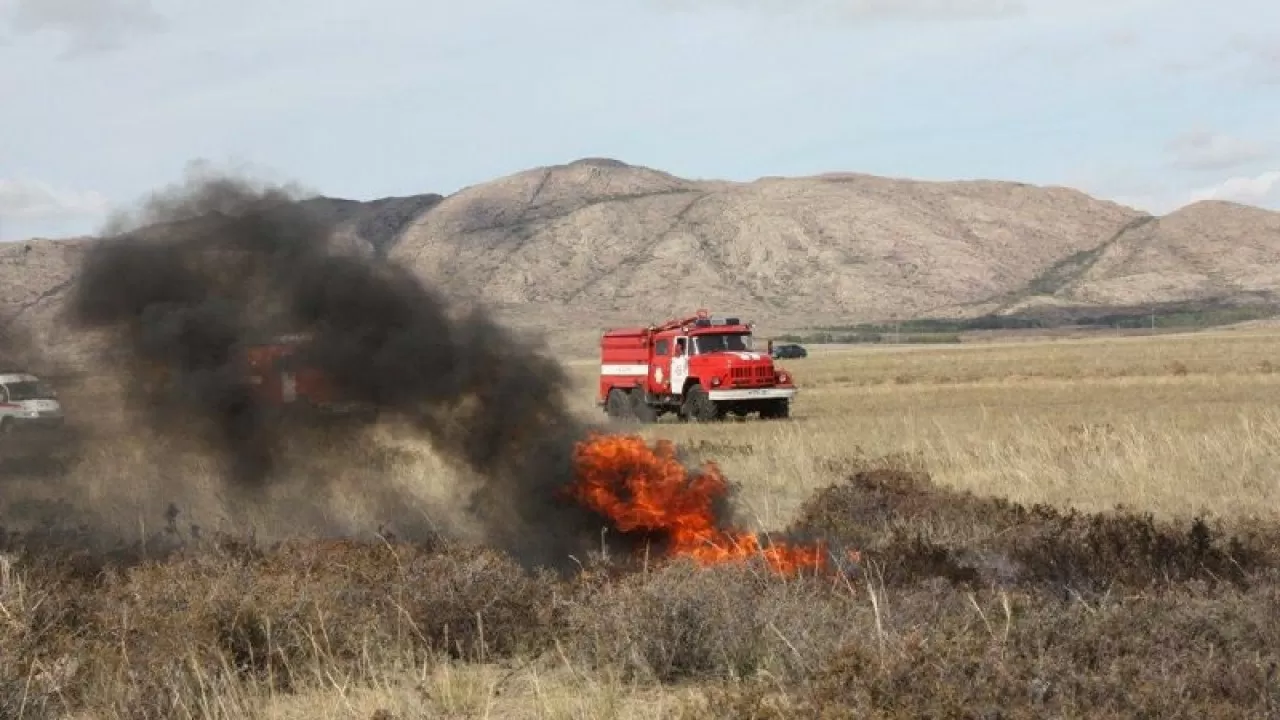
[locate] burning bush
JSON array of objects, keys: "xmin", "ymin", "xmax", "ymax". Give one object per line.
[{"xmin": 567, "ymin": 433, "xmax": 839, "ymax": 576}]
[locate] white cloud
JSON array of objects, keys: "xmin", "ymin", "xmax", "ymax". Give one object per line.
[
  {"xmin": 1186, "ymin": 170, "xmax": 1280, "ymax": 208},
  {"xmin": 0, "ymin": 179, "xmax": 110, "ymax": 220},
  {"xmin": 1173, "ymin": 34, "xmax": 1280, "ymax": 86},
  {"xmin": 2, "ymin": 0, "xmax": 165, "ymax": 55},
  {"xmin": 819, "ymin": 0, "xmax": 1025, "ymax": 20},
  {"xmin": 1221, "ymin": 34, "xmax": 1280, "ymax": 83},
  {"xmin": 1255, "ymin": 44, "xmax": 1280, "ymax": 83},
  {"xmin": 1070, "ymin": 158, "xmax": 1280, "ymax": 215},
  {"xmin": 1166, "ymin": 129, "xmax": 1271, "ymax": 172},
  {"xmin": 650, "ymin": 0, "xmax": 1025, "ymax": 21}
]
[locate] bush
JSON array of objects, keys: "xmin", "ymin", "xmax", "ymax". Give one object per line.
[
  {"xmin": 5, "ymin": 464, "xmax": 1280, "ymax": 717},
  {"xmin": 563, "ymin": 560, "xmax": 862, "ymax": 683}
]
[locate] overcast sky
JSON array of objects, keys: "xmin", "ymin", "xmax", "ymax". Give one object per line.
[{"xmin": 0, "ymin": 0, "xmax": 1276, "ymax": 241}]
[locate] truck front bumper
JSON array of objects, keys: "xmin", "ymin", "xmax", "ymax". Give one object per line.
[
  {"xmin": 707, "ymin": 387, "xmax": 797, "ymax": 402},
  {"xmin": 4, "ymin": 415, "xmax": 65, "ymax": 432}
]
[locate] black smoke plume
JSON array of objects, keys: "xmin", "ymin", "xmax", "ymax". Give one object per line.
[{"xmin": 69, "ymin": 171, "xmax": 602, "ymax": 568}]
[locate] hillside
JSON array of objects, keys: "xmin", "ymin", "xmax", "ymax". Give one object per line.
[
  {"xmin": 1049, "ymin": 201, "xmax": 1280, "ymax": 307},
  {"xmin": 0, "ymin": 236, "xmax": 94, "ymax": 369},
  {"xmin": 3, "ymin": 157, "xmax": 1280, "ymax": 365},
  {"xmin": 388, "ymin": 158, "xmax": 1145, "ymax": 325}
]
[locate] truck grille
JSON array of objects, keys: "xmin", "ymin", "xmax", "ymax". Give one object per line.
[{"xmin": 730, "ymin": 366, "xmax": 773, "ymax": 386}]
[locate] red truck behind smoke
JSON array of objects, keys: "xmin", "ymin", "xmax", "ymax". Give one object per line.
[{"xmin": 241, "ymin": 335, "xmax": 376, "ymax": 421}]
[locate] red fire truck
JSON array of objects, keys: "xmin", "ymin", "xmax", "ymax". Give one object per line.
[
  {"xmin": 598, "ymin": 309, "xmax": 797, "ymax": 422},
  {"xmin": 241, "ymin": 334, "xmax": 377, "ymax": 421}
]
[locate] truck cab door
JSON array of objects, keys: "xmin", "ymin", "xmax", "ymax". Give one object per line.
[
  {"xmin": 273, "ymin": 353, "xmax": 298, "ymax": 404},
  {"xmin": 650, "ymin": 337, "xmax": 672, "ymax": 396},
  {"xmin": 671, "ymin": 337, "xmax": 690, "ymax": 395}
]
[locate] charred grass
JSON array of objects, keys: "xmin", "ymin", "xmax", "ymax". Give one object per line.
[{"xmin": 5, "ymin": 466, "xmax": 1280, "ymax": 719}]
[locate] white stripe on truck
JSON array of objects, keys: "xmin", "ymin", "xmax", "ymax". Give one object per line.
[{"xmin": 601, "ymin": 364, "xmax": 649, "ymax": 376}]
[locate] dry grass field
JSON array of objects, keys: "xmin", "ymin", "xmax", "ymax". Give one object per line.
[
  {"xmin": 6, "ymin": 328, "xmax": 1280, "ymax": 718},
  {"xmin": 581, "ymin": 329, "xmax": 1280, "ymax": 528}
]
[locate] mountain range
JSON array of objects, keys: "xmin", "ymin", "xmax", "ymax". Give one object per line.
[{"xmin": 4, "ymin": 157, "xmax": 1279, "ymax": 365}]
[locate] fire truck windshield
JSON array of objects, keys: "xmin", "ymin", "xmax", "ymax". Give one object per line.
[{"xmin": 693, "ymin": 333, "xmax": 752, "ymax": 355}]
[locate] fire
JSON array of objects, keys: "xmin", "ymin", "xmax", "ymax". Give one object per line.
[{"xmin": 566, "ymin": 432, "xmax": 833, "ymax": 576}]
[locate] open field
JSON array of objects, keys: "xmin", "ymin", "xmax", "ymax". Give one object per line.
[
  {"xmin": 572, "ymin": 329, "xmax": 1280, "ymax": 527},
  {"xmin": 6, "ymin": 329, "xmax": 1280, "ymax": 718}
]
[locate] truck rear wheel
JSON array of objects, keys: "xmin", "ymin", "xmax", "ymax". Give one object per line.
[
  {"xmin": 682, "ymin": 384, "xmax": 720, "ymax": 422},
  {"xmin": 606, "ymin": 389, "xmax": 634, "ymax": 420}
]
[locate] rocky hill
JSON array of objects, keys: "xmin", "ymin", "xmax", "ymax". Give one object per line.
[
  {"xmin": 387, "ymin": 158, "xmax": 1146, "ymax": 324},
  {"xmin": 3, "ymin": 157, "xmax": 1280, "ymax": 365},
  {"xmin": 1009, "ymin": 200, "xmax": 1280, "ymax": 309}
]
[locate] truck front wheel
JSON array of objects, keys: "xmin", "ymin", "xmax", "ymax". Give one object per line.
[{"xmin": 682, "ymin": 384, "xmax": 720, "ymax": 422}]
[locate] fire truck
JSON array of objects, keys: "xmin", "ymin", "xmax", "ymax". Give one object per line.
[
  {"xmin": 598, "ymin": 309, "xmax": 797, "ymax": 422},
  {"xmin": 241, "ymin": 334, "xmax": 378, "ymax": 422},
  {"xmin": 144, "ymin": 334, "xmax": 377, "ymax": 423}
]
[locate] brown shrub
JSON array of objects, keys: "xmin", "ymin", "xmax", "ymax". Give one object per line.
[
  {"xmin": 683, "ymin": 583, "xmax": 1280, "ymax": 718},
  {"xmin": 790, "ymin": 469, "xmax": 1280, "ymax": 593},
  {"xmin": 562, "ymin": 559, "xmax": 863, "ymax": 684},
  {"xmin": 7, "ymin": 464, "xmax": 1280, "ymax": 717},
  {"xmin": 0, "ymin": 557, "xmax": 93, "ymax": 720},
  {"xmin": 0, "ymin": 537, "xmax": 564, "ymax": 718}
]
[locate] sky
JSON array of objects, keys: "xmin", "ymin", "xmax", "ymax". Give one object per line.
[{"xmin": 0, "ymin": 0, "xmax": 1277, "ymax": 241}]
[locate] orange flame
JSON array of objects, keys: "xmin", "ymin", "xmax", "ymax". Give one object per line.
[{"xmin": 566, "ymin": 432, "xmax": 833, "ymax": 576}]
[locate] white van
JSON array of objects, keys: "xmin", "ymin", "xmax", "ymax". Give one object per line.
[{"xmin": 0, "ymin": 372, "xmax": 65, "ymax": 432}]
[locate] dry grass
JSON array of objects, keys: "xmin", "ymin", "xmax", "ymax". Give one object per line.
[
  {"xmin": 578, "ymin": 329, "xmax": 1280, "ymax": 528},
  {"xmin": 7, "ymin": 328, "xmax": 1280, "ymax": 718}
]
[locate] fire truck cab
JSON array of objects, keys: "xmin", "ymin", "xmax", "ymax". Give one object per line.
[{"xmin": 598, "ymin": 309, "xmax": 797, "ymax": 422}]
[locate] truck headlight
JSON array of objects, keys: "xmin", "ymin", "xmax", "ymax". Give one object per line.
[
  {"xmin": 711, "ymin": 376, "xmax": 722, "ymax": 387},
  {"xmin": 777, "ymin": 372, "xmax": 790, "ymax": 384}
]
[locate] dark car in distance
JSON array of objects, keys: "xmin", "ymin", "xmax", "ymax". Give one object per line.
[{"xmin": 770, "ymin": 343, "xmax": 808, "ymax": 359}]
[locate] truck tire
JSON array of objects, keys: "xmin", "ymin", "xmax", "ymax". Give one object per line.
[
  {"xmin": 606, "ymin": 389, "xmax": 634, "ymax": 420},
  {"xmin": 631, "ymin": 391, "xmax": 658, "ymax": 424},
  {"xmin": 682, "ymin": 384, "xmax": 720, "ymax": 422}
]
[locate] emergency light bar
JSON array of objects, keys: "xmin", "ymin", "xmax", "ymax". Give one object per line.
[{"xmin": 696, "ymin": 316, "xmax": 744, "ymax": 327}]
